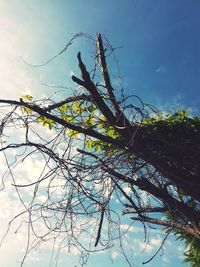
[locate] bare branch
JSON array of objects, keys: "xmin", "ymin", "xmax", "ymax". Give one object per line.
[
  {"xmin": 44, "ymin": 94, "xmax": 91, "ymax": 112},
  {"xmin": 131, "ymin": 216, "xmax": 200, "ymax": 239},
  {"xmin": 72, "ymin": 52, "xmax": 117, "ymax": 124},
  {"xmin": 123, "ymin": 206, "xmax": 168, "ymax": 214}
]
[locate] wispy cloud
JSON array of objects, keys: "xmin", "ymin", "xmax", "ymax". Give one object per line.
[
  {"xmin": 155, "ymin": 65, "xmax": 167, "ymax": 73},
  {"xmin": 138, "ymin": 237, "xmax": 162, "ymax": 253},
  {"xmin": 0, "ymin": 17, "xmax": 32, "ymax": 99}
]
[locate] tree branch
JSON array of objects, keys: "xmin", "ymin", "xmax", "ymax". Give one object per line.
[
  {"xmin": 96, "ymin": 33, "xmax": 120, "ymax": 115},
  {"xmin": 97, "ymin": 33, "xmax": 132, "ymax": 128},
  {"xmin": 72, "ymin": 52, "xmax": 117, "ymax": 124},
  {"xmin": 131, "ymin": 216, "xmax": 200, "ymax": 239},
  {"xmin": 123, "ymin": 206, "xmax": 168, "ymax": 214},
  {"xmin": 44, "ymin": 94, "xmax": 91, "ymax": 112},
  {"xmin": 0, "ymin": 99, "xmax": 124, "ymax": 149},
  {"xmin": 77, "ymin": 149, "xmax": 200, "ymax": 224}
]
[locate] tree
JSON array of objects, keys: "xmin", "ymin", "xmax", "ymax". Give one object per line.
[{"xmin": 0, "ymin": 33, "xmax": 200, "ymax": 266}]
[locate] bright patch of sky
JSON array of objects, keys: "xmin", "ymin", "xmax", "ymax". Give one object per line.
[{"xmin": 0, "ymin": 0, "xmax": 200, "ymax": 266}]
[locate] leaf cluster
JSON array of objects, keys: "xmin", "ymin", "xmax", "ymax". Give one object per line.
[{"xmin": 165, "ymin": 224, "xmax": 200, "ymax": 267}]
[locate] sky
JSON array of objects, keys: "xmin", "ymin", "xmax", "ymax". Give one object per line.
[{"xmin": 0, "ymin": 0, "xmax": 200, "ymax": 267}]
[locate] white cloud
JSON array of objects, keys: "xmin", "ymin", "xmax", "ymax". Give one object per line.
[
  {"xmin": 69, "ymin": 70, "xmax": 75, "ymax": 77},
  {"xmin": 120, "ymin": 224, "xmax": 144, "ymax": 234},
  {"xmin": 177, "ymin": 245, "xmax": 185, "ymax": 260},
  {"xmin": 0, "ymin": 188, "xmax": 29, "ymax": 265},
  {"xmin": 0, "ymin": 17, "xmax": 33, "ymax": 99},
  {"xmin": 123, "ymin": 186, "xmax": 131, "ymax": 194},
  {"xmin": 151, "ymin": 238, "xmax": 162, "ymax": 246},
  {"xmin": 162, "ymin": 256, "xmax": 170, "ymax": 263},
  {"xmin": 111, "ymin": 250, "xmax": 119, "ymax": 259},
  {"xmin": 138, "ymin": 237, "xmax": 161, "ymax": 253},
  {"xmin": 156, "ymin": 65, "xmax": 167, "ymax": 73}
]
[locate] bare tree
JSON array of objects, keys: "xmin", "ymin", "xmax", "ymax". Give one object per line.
[{"xmin": 0, "ymin": 33, "xmax": 199, "ymax": 266}]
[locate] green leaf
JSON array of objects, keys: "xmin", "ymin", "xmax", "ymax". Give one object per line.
[
  {"xmin": 37, "ymin": 116, "xmax": 44, "ymax": 124},
  {"xmin": 22, "ymin": 106, "xmax": 32, "ymax": 114},
  {"xmin": 94, "ymin": 144, "xmax": 101, "ymax": 152},
  {"xmin": 99, "ymin": 115, "xmax": 106, "ymax": 121},
  {"xmin": 58, "ymin": 104, "xmax": 67, "ymax": 112},
  {"xmin": 86, "ymin": 139, "xmax": 93, "ymax": 150},
  {"xmin": 106, "ymin": 126, "xmax": 118, "ymax": 138},
  {"xmin": 37, "ymin": 116, "xmax": 56, "ymax": 129},
  {"xmin": 73, "ymin": 101, "xmax": 82, "ymax": 114},
  {"xmin": 87, "ymin": 104, "xmax": 97, "ymax": 112},
  {"xmin": 21, "ymin": 95, "xmax": 33, "ymax": 101},
  {"xmin": 155, "ymin": 114, "xmax": 163, "ymax": 122},
  {"xmin": 83, "ymin": 116, "xmax": 95, "ymax": 128},
  {"xmin": 62, "ymin": 115, "xmax": 74, "ymax": 123},
  {"xmin": 68, "ymin": 130, "xmax": 79, "ymax": 138}
]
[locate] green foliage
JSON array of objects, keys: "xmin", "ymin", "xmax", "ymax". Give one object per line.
[
  {"xmin": 22, "ymin": 106, "xmax": 32, "ymax": 114},
  {"xmin": 20, "ymin": 95, "xmax": 33, "ymax": 114},
  {"xmin": 85, "ymin": 138, "xmax": 116, "ymax": 154},
  {"xmin": 142, "ymin": 109, "xmax": 200, "ymax": 266},
  {"xmin": 164, "ymin": 225, "xmax": 200, "ymax": 267},
  {"xmin": 55, "ymin": 100, "xmax": 119, "ymax": 148},
  {"xmin": 141, "ymin": 109, "xmax": 200, "ymax": 146},
  {"xmin": 57, "ymin": 103, "xmax": 71, "ymax": 113},
  {"xmin": 142, "ymin": 109, "xmax": 200, "ymax": 132},
  {"xmin": 84, "ymin": 114, "xmax": 119, "ymax": 154},
  {"xmin": 83, "ymin": 114, "xmax": 95, "ymax": 128},
  {"xmin": 37, "ymin": 116, "xmax": 56, "ymax": 129},
  {"xmin": 61, "ymin": 115, "xmax": 74, "ymax": 123},
  {"xmin": 181, "ymin": 235, "xmax": 200, "ymax": 267},
  {"xmin": 163, "ymin": 195, "xmax": 200, "ymax": 267},
  {"xmin": 142, "ymin": 109, "xmax": 191, "ymax": 125},
  {"xmin": 21, "ymin": 95, "xmax": 33, "ymax": 101},
  {"xmin": 67, "ymin": 130, "xmax": 79, "ymax": 138}
]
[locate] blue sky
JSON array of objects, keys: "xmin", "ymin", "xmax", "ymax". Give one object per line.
[{"xmin": 0, "ymin": 1, "xmax": 200, "ymax": 267}]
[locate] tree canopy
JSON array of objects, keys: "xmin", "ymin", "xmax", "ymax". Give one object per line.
[{"xmin": 0, "ymin": 33, "xmax": 200, "ymax": 266}]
